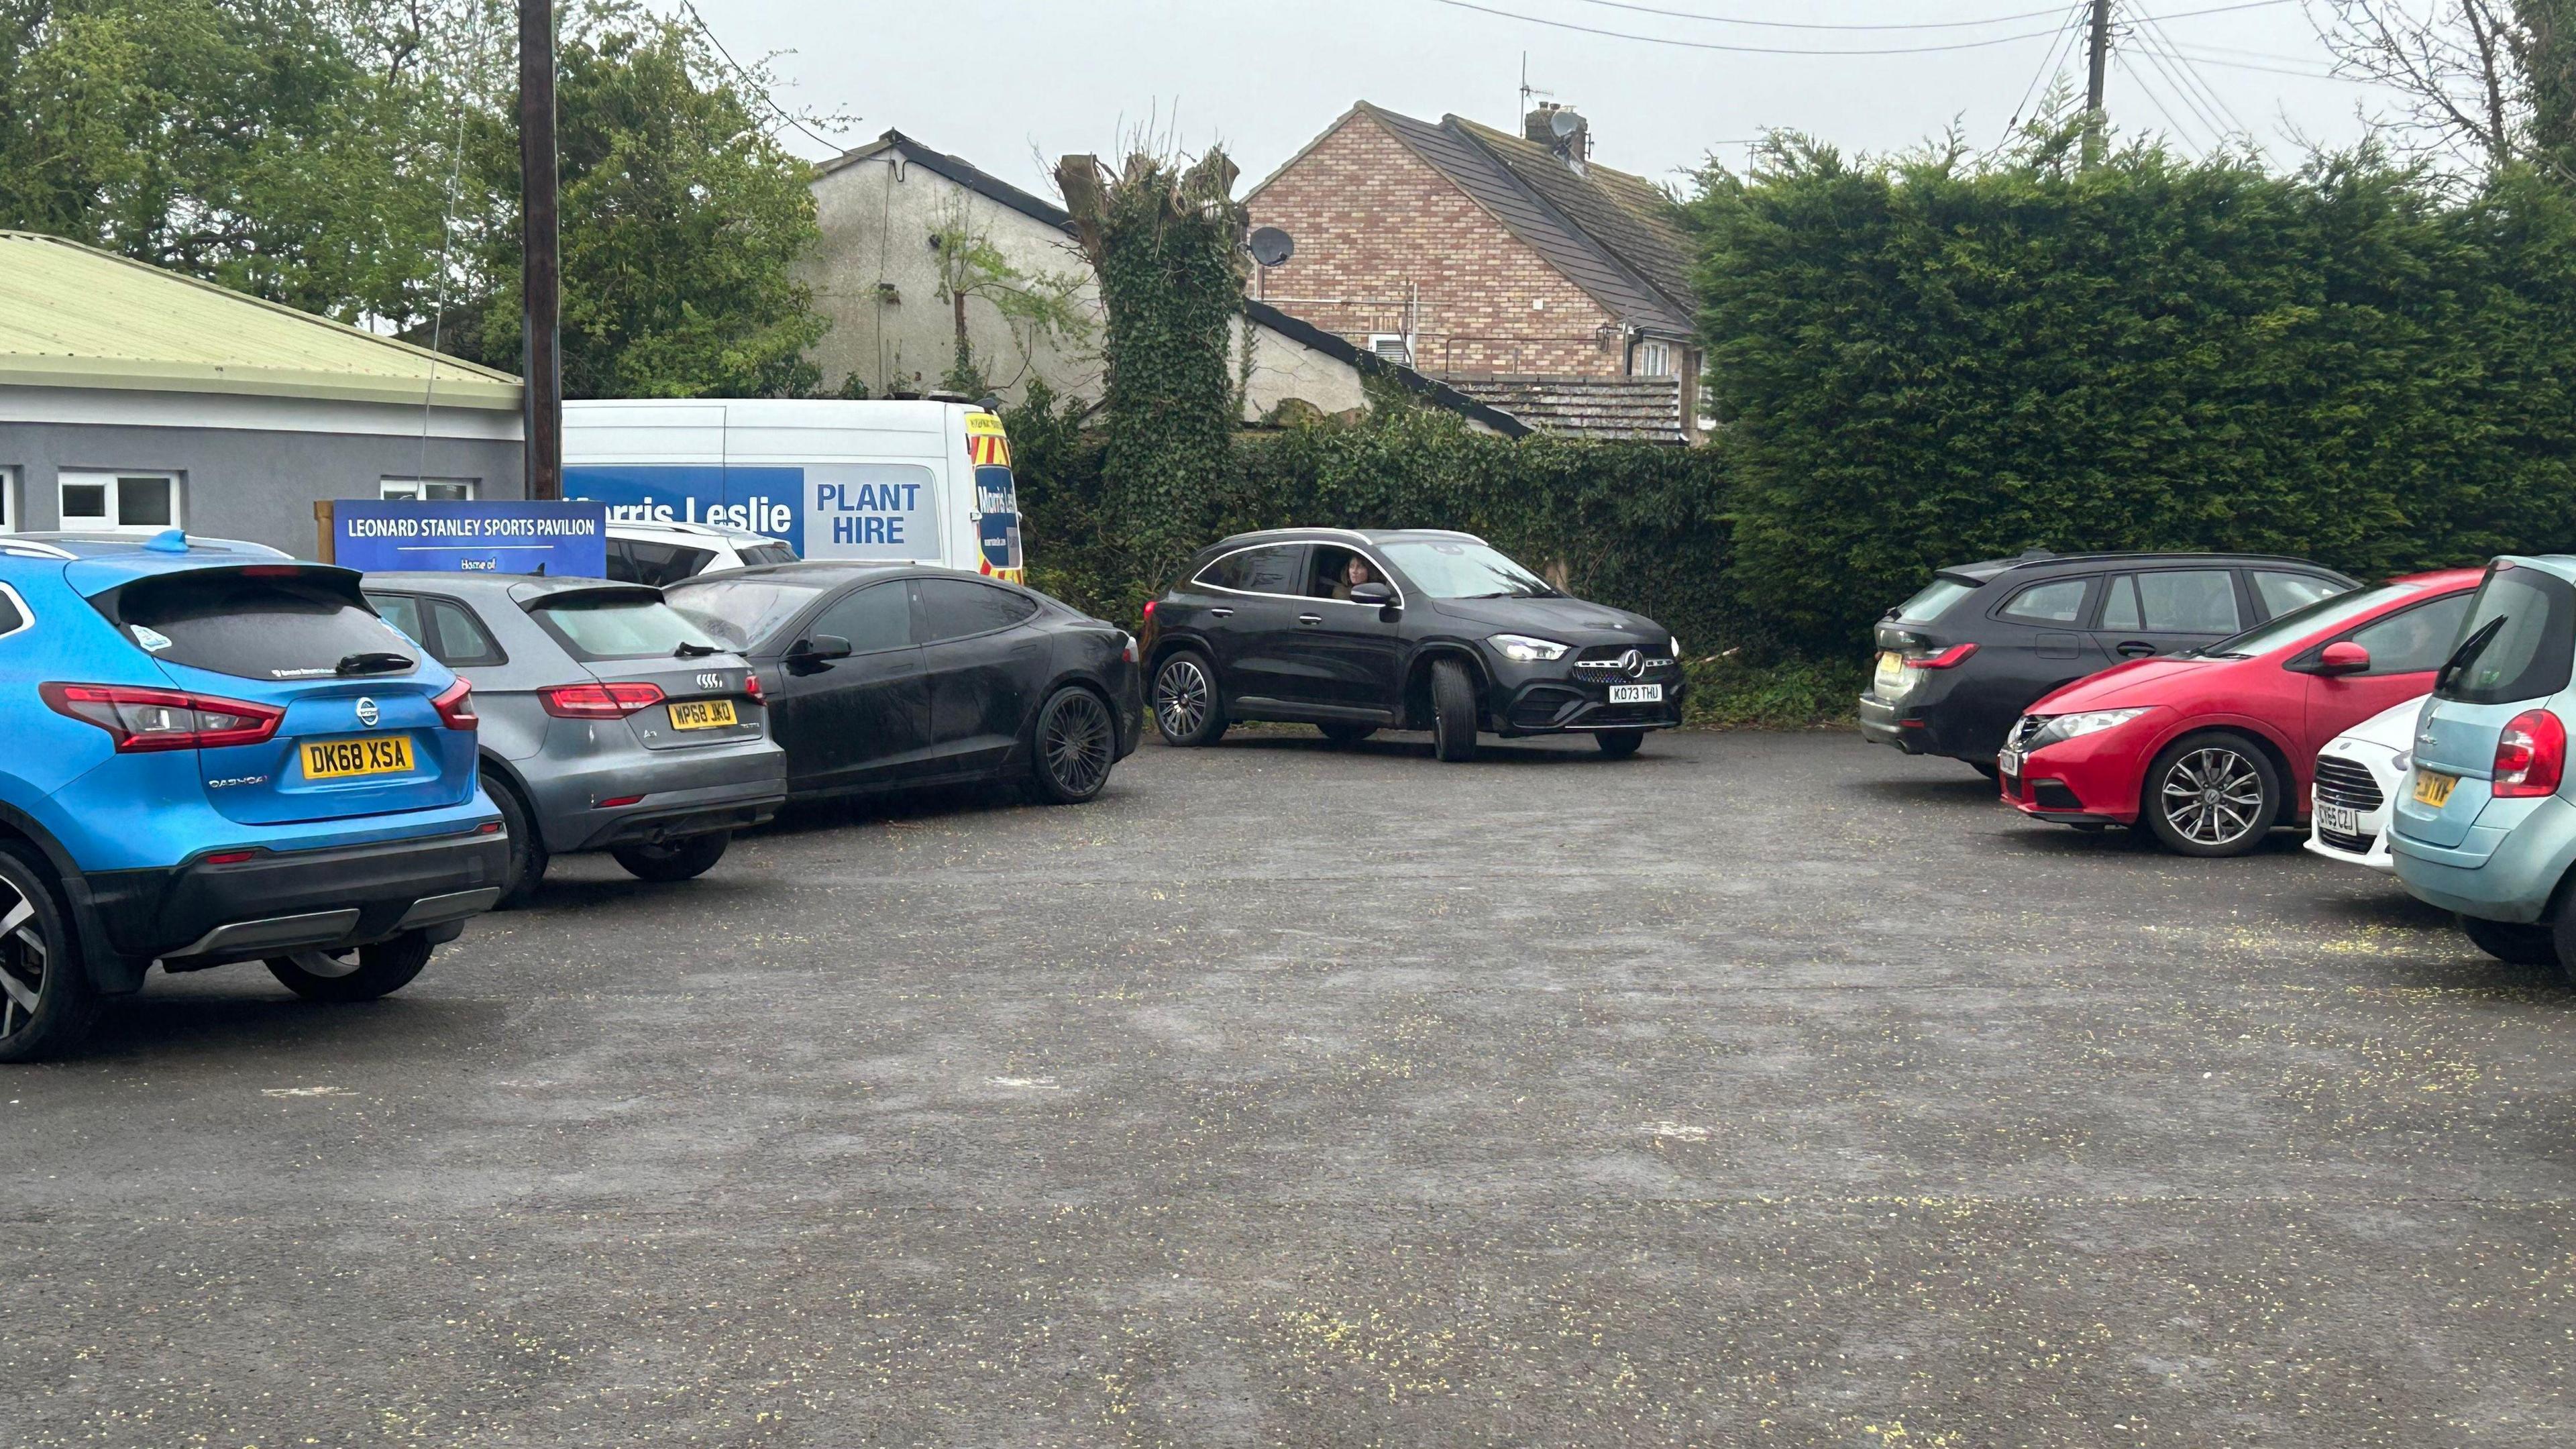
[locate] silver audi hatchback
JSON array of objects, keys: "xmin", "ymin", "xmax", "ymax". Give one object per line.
[{"xmin": 361, "ymin": 574, "xmax": 788, "ymax": 906}]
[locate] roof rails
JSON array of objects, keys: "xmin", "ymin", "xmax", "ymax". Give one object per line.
[{"xmin": 0, "ymin": 539, "xmax": 75, "ymax": 560}]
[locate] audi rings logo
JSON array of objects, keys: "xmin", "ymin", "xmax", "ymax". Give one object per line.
[
  {"xmin": 354, "ymin": 696, "xmax": 380, "ymax": 727},
  {"xmin": 697, "ymin": 672, "xmax": 725, "ymax": 692}
]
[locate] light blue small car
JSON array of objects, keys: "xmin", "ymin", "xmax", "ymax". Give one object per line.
[{"xmin": 2389, "ymin": 555, "xmax": 2576, "ymax": 969}]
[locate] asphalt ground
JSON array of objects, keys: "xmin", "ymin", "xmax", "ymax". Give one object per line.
[{"xmin": 6, "ymin": 728, "xmax": 2575, "ymax": 1448}]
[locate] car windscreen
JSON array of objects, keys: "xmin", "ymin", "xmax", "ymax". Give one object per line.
[
  {"xmin": 1377, "ymin": 541, "xmax": 1558, "ymax": 599},
  {"xmin": 95, "ymin": 568, "xmax": 419, "ymax": 681},
  {"xmin": 2197, "ymin": 582, "xmax": 2422, "ymax": 659},
  {"xmin": 737, "ymin": 543, "xmax": 797, "ymax": 568},
  {"xmin": 1895, "ymin": 576, "xmax": 1978, "ymax": 622},
  {"xmin": 2436, "ymin": 564, "xmax": 2576, "ymax": 705},
  {"xmin": 665, "ymin": 578, "xmax": 828, "ymax": 651},
  {"xmin": 527, "ymin": 592, "xmax": 722, "ymax": 662}
]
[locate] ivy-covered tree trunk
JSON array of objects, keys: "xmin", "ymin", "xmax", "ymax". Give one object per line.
[{"xmin": 1056, "ymin": 149, "xmax": 1247, "ymax": 606}]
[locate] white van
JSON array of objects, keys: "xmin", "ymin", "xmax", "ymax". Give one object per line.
[{"xmin": 562, "ymin": 399, "xmax": 1026, "ymax": 583}]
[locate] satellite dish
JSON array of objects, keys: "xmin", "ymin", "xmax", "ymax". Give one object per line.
[
  {"xmin": 1248, "ymin": 226, "xmax": 1295, "ymax": 268},
  {"xmin": 1549, "ymin": 108, "xmax": 1585, "ymax": 140}
]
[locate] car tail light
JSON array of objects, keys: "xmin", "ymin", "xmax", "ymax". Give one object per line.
[
  {"xmin": 1904, "ymin": 643, "xmax": 1979, "ymax": 669},
  {"xmin": 2493, "ymin": 710, "xmax": 2565, "ymax": 798},
  {"xmin": 1120, "ymin": 632, "xmax": 1138, "ymax": 664},
  {"xmin": 1142, "ymin": 600, "xmax": 1157, "ymax": 619},
  {"xmin": 541, "ymin": 681, "xmax": 666, "ymax": 718},
  {"xmin": 432, "ymin": 678, "xmax": 478, "ymax": 730},
  {"xmin": 40, "ymin": 683, "xmax": 284, "ymax": 752},
  {"xmin": 742, "ymin": 673, "xmax": 764, "ymax": 701}
]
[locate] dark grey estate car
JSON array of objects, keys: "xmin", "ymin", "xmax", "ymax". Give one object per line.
[{"xmin": 362, "ymin": 574, "xmax": 788, "ymax": 906}]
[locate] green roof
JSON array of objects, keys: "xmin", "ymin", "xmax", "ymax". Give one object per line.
[{"xmin": 0, "ymin": 230, "xmax": 521, "ymax": 410}]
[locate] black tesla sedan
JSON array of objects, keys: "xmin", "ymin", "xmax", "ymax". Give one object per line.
[
  {"xmin": 1858, "ymin": 549, "xmax": 2359, "ymax": 774},
  {"xmin": 1138, "ymin": 528, "xmax": 1682, "ymax": 761},
  {"xmin": 665, "ymin": 564, "xmax": 1142, "ymax": 805}
]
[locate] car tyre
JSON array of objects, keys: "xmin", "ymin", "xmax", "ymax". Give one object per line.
[
  {"xmin": 484, "ymin": 767, "xmax": 548, "ymax": 909},
  {"xmin": 2142, "ymin": 731, "xmax": 2282, "ymax": 857},
  {"xmin": 612, "ymin": 832, "xmax": 731, "ymax": 882},
  {"xmin": 2465, "ymin": 914, "xmax": 2561, "ymax": 969},
  {"xmin": 1319, "ymin": 722, "xmax": 1377, "ymax": 747},
  {"xmin": 0, "ymin": 844, "xmax": 99, "ymax": 1063},
  {"xmin": 1030, "ymin": 686, "xmax": 1117, "ymax": 804},
  {"xmin": 1595, "ymin": 731, "xmax": 1644, "ymax": 758},
  {"xmin": 1431, "ymin": 658, "xmax": 1480, "ymax": 763},
  {"xmin": 265, "ymin": 931, "xmax": 434, "ymax": 1003},
  {"xmin": 1152, "ymin": 651, "xmax": 1227, "ymax": 747},
  {"xmin": 1970, "ymin": 760, "xmax": 2000, "ymax": 782}
]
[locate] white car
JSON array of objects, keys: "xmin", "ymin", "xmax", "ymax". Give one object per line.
[
  {"xmin": 605, "ymin": 519, "xmax": 796, "ymax": 585},
  {"xmin": 2307, "ymin": 695, "xmax": 2427, "ymax": 871}
]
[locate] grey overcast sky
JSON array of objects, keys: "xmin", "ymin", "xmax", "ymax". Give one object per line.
[{"xmin": 694, "ymin": 0, "xmax": 2406, "ymax": 195}]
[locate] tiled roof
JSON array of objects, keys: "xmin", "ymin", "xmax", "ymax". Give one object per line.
[
  {"xmin": 1447, "ymin": 118, "xmax": 1698, "ymax": 321},
  {"xmin": 1442, "ymin": 375, "xmax": 1689, "ymax": 443},
  {"xmin": 1351, "ymin": 105, "xmax": 1695, "ymax": 338}
]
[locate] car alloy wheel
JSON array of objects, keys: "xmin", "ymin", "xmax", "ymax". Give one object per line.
[
  {"xmin": 1038, "ymin": 688, "xmax": 1115, "ymax": 802},
  {"xmin": 2160, "ymin": 745, "xmax": 2265, "ymax": 848},
  {"xmin": 1154, "ymin": 657, "xmax": 1213, "ymax": 743},
  {"xmin": 0, "ymin": 847, "xmax": 99, "ymax": 1061},
  {"xmin": 0, "ymin": 874, "xmax": 56, "ymax": 1038}
]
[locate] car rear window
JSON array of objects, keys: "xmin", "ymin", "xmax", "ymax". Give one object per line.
[
  {"xmin": 737, "ymin": 543, "xmax": 796, "ymax": 568},
  {"xmin": 1894, "ymin": 576, "xmax": 1976, "ymax": 622},
  {"xmin": 2438, "ymin": 564, "xmax": 2576, "ymax": 706},
  {"xmin": 667, "ymin": 578, "xmax": 828, "ymax": 651},
  {"xmin": 98, "ymin": 568, "xmax": 418, "ymax": 681},
  {"xmin": 528, "ymin": 592, "xmax": 721, "ymax": 662}
]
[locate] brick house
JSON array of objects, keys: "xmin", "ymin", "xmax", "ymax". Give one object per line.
[{"xmin": 1245, "ymin": 102, "xmax": 1706, "ymax": 442}]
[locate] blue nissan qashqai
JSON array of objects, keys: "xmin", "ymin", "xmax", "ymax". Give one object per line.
[{"xmin": 0, "ymin": 531, "xmax": 508, "ymax": 1061}]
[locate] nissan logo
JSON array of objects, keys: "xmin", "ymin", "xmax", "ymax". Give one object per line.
[
  {"xmin": 697, "ymin": 672, "xmax": 725, "ymax": 692},
  {"xmin": 354, "ymin": 696, "xmax": 380, "ymax": 727}
]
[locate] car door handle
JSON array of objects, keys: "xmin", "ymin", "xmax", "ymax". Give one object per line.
[
  {"xmin": 2115, "ymin": 641, "xmax": 2155, "ymax": 657},
  {"xmin": 1297, "ymin": 614, "xmax": 1322, "ymax": 626},
  {"xmin": 1208, "ymin": 607, "xmax": 1233, "ymax": 619}
]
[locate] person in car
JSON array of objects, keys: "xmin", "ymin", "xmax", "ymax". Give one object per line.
[{"xmin": 1330, "ymin": 554, "xmax": 1378, "ymax": 601}]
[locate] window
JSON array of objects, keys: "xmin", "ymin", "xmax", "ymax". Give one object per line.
[
  {"xmin": 2253, "ymin": 570, "xmax": 2347, "ymax": 619},
  {"xmin": 0, "ymin": 584, "xmax": 25, "ymax": 639},
  {"xmin": 1636, "ymin": 339, "xmax": 1674, "ymax": 377},
  {"xmin": 59, "ymin": 472, "xmax": 178, "ymax": 533},
  {"xmin": 1376, "ymin": 541, "xmax": 1558, "ymax": 600},
  {"xmin": 528, "ymin": 592, "xmax": 720, "ymax": 662},
  {"xmin": 362, "ymin": 594, "xmax": 508, "ymax": 670},
  {"xmin": 809, "ymin": 580, "xmax": 913, "ymax": 654},
  {"xmin": 2097, "ymin": 570, "xmax": 2239, "ymax": 633},
  {"xmin": 99, "ymin": 570, "xmax": 413, "ymax": 681},
  {"xmin": 916, "ymin": 576, "xmax": 1038, "ymax": 643},
  {"xmin": 2344, "ymin": 593, "xmax": 2474, "ymax": 675},
  {"xmin": 370, "ymin": 592, "xmax": 427, "ymax": 645},
  {"xmin": 1307, "ymin": 546, "xmax": 1393, "ymax": 600},
  {"xmin": 1366, "ymin": 334, "xmax": 1413, "ymax": 366},
  {"xmin": 1998, "ymin": 578, "xmax": 2090, "ymax": 625},
  {"xmin": 2438, "ymin": 566, "xmax": 2576, "ymax": 706},
  {"xmin": 668, "ymin": 578, "xmax": 828, "ymax": 651},
  {"xmin": 608, "ymin": 539, "xmax": 716, "ymax": 586},
  {"xmin": 1894, "ymin": 576, "xmax": 1976, "ymax": 623},
  {"xmin": 738, "ymin": 542, "xmax": 796, "ymax": 568},
  {"xmin": 381, "ymin": 478, "xmax": 478, "ymax": 502},
  {"xmin": 0, "ymin": 466, "xmax": 16, "ymax": 534},
  {"xmin": 1197, "ymin": 545, "xmax": 1307, "ymax": 596}
]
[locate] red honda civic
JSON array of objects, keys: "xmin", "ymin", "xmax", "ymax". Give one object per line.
[{"xmin": 1999, "ymin": 567, "xmax": 2485, "ymax": 855}]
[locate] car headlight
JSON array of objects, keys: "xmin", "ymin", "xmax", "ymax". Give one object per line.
[
  {"xmin": 2027, "ymin": 708, "xmax": 2149, "ymax": 751},
  {"xmin": 1490, "ymin": 633, "xmax": 1568, "ymax": 662},
  {"xmin": 1669, "ymin": 635, "xmax": 1683, "ymax": 659}
]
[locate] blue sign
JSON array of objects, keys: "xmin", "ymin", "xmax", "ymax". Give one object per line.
[
  {"xmin": 566, "ymin": 466, "xmax": 804, "ymax": 554},
  {"xmin": 333, "ymin": 500, "xmax": 608, "ymax": 577}
]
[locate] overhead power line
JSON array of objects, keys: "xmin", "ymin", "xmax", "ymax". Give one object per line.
[
  {"xmin": 1418, "ymin": 0, "xmax": 2294, "ymax": 56},
  {"xmin": 678, "ymin": 3, "xmax": 849, "ymax": 153}
]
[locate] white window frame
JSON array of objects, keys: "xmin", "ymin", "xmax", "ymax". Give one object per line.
[
  {"xmin": 1636, "ymin": 340, "xmax": 1674, "ymax": 378},
  {"xmin": 0, "ymin": 466, "xmax": 17, "ymax": 535},
  {"xmin": 380, "ymin": 477, "xmax": 480, "ymax": 502},
  {"xmin": 57, "ymin": 470, "xmax": 181, "ymax": 534},
  {"xmin": 1366, "ymin": 333, "xmax": 1413, "ymax": 366}
]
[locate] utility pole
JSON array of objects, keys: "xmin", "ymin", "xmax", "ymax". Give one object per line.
[
  {"xmin": 518, "ymin": 0, "xmax": 561, "ymax": 500},
  {"xmin": 2083, "ymin": 0, "xmax": 2112, "ymax": 163}
]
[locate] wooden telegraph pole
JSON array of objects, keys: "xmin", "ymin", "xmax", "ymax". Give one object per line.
[
  {"xmin": 519, "ymin": 0, "xmax": 562, "ymax": 499},
  {"xmin": 2083, "ymin": 0, "xmax": 2112, "ymax": 164}
]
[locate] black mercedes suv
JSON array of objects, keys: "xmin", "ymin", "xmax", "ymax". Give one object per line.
[
  {"xmin": 1139, "ymin": 528, "xmax": 1683, "ymax": 761},
  {"xmin": 1858, "ymin": 549, "xmax": 2359, "ymax": 773}
]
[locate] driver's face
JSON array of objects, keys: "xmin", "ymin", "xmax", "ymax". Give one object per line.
[{"xmin": 1345, "ymin": 557, "xmax": 1373, "ymax": 586}]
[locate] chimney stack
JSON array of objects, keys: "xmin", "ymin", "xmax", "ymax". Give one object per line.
[{"xmin": 1524, "ymin": 103, "xmax": 1590, "ymax": 173}]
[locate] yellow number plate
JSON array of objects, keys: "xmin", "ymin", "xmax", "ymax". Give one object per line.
[
  {"xmin": 1874, "ymin": 650, "xmax": 1907, "ymax": 694},
  {"xmin": 668, "ymin": 699, "xmax": 739, "ymax": 731},
  {"xmin": 302, "ymin": 734, "xmax": 415, "ymax": 780},
  {"xmin": 2412, "ymin": 769, "xmax": 2459, "ymax": 807}
]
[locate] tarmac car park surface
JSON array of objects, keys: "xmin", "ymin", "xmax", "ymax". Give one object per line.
[{"xmin": 7, "ymin": 729, "xmax": 2575, "ymax": 1446}]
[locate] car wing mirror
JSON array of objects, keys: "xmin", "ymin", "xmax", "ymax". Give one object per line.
[
  {"xmin": 787, "ymin": 634, "xmax": 855, "ymax": 667},
  {"xmin": 1349, "ymin": 582, "xmax": 1397, "ymax": 609},
  {"xmin": 2314, "ymin": 641, "xmax": 2370, "ymax": 676}
]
